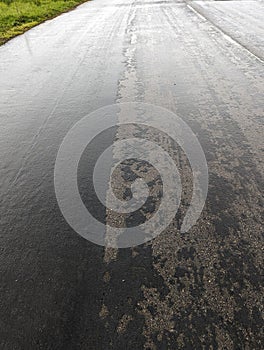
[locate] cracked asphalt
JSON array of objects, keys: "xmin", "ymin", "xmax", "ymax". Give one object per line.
[{"xmin": 0, "ymin": 0, "xmax": 263, "ymax": 349}]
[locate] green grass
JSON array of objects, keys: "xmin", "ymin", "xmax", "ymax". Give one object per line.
[{"xmin": 0, "ymin": 0, "xmax": 89, "ymax": 44}]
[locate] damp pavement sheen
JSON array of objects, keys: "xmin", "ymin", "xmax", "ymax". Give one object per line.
[{"xmin": 0, "ymin": 0, "xmax": 263, "ymax": 349}]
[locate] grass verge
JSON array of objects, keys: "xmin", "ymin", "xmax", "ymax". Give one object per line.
[{"xmin": 0, "ymin": 0, "xmax": 89, "ymax": 45}]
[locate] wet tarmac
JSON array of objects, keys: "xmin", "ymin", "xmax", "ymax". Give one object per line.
[{"xmin": 0, "ymin": 0, "xmax": 263, "ymax": 349}]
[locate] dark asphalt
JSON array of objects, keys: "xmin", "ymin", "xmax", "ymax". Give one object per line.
[{"xmin": 0, "ymin": 0, "xmax": 263, "ymax": 349}]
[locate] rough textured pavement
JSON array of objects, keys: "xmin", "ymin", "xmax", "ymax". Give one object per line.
[{"xmin": 0, "ymin": 0, "xmax": 263, "ymax": 349}]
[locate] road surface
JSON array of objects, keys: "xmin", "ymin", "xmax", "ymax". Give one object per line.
[{"xmin": 0, "ymin": 0, "xmax": 263, "ymax": 349}]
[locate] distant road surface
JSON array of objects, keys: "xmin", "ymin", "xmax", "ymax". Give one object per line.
[{"xmin": 0, "ymin": 0, "xmax": 263, "ymax": 349}]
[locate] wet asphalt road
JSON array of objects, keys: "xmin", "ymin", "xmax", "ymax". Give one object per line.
[{"xmin": 0, "ymin": 0, "xmax": 263, "ymax": 349}]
